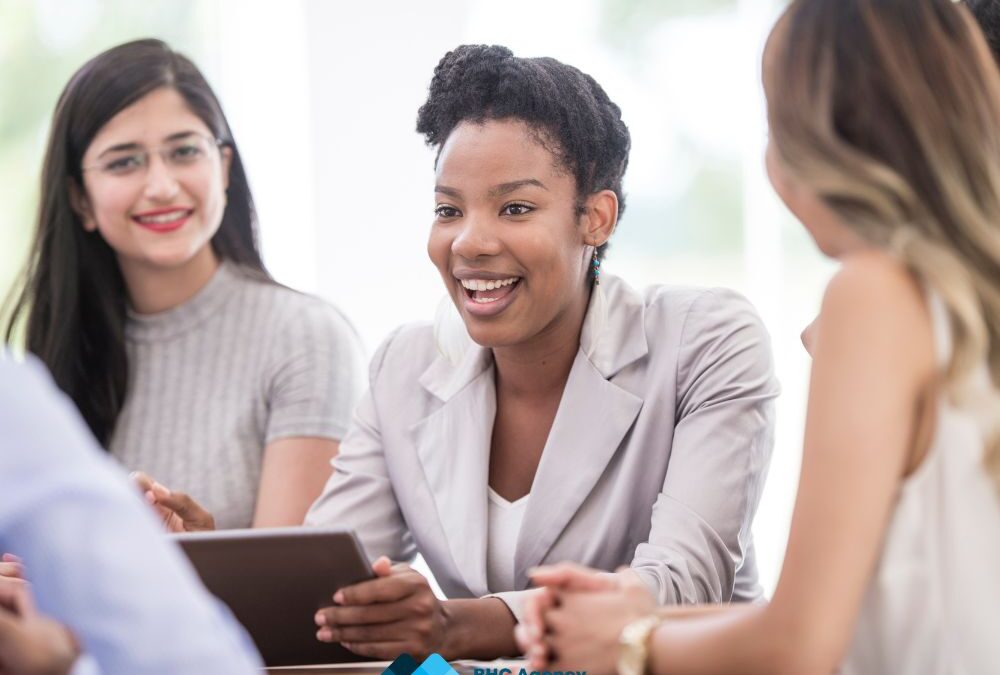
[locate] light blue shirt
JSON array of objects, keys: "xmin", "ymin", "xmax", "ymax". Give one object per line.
[{"xmin": 0, "ymin": 355, "xmax": 263, "ymax": 674}]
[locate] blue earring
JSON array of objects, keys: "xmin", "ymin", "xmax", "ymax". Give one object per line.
[{"xmin": 591, "ymin": 252, "xmax": 602, "ymax": 285}]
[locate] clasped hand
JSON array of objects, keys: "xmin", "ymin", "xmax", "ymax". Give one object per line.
[{"xmin": 516, "ymin": 563, "xmax": 657, "ymax": 675}]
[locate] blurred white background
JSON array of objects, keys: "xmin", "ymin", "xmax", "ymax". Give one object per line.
[{"xmin": 0, "ymin": 0, "xmax": 835, "ymax": 595}]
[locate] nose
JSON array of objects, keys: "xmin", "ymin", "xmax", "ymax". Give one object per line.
[
  {"xmin": 142, "ymin": 153, "xmax": 180, "ymax": 202},
  {"xmin": 451, "ymin": 211, "xmax": 503, "ymax": 260}
]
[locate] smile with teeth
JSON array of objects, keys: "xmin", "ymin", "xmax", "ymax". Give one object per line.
[
  {"xmin": 459, "ymin": 277, "xmax": 521, "ymax": 304},
  {"xmin": 133, "ymin": 209, "xmax": 192, "ymax": 224}
]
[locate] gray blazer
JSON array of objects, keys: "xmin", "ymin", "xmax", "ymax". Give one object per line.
[{"xmin": 306, "ymin": 274, "xmax": 778, "ymax": 620}]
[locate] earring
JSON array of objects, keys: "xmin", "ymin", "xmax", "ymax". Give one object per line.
[{"xmin": 591, "ymin": 250, "xmax": 602, "ymax": 285}]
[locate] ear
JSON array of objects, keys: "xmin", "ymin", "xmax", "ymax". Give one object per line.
[
  {"xmin": 69, "ymin": 180, "xmax": 98, "ymax": 232},
  {"xmin": 579, "ymin": 189, "xmax": 618, "ymax": 248},
  {"xmin": 220, "ymin": 145, "xmax": 233, "ymax": 192}
]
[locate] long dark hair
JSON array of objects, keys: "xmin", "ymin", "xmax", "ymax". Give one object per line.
[{"xmin": 4, "ymin": 38, "xmax": 270, "ymax": 447}]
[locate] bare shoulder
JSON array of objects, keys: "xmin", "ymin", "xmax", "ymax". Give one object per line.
[
  {"xmin": 823, "ymin": 252, "xmax": 925, "ymax": 318},
  {"xmin": 819, "ymin": 251, "xmax": 935, "ymax": 376}
]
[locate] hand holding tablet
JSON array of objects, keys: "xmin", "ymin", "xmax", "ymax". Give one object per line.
[
  {"xmin": 173, "ymin": 527, "xmax": 374, "ymax": 667},
  {"xmin": 314, "ymin": 555, "xmax": 449, "ymax": 661}
]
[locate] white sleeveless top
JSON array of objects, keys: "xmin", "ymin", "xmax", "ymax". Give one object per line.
[{"xmin": 841, "ymin": 293, "xmax": 1000, "ymax": 674}]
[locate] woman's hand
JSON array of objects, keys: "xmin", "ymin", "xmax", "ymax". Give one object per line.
[
  {"xmin": 0, "ymin": 577, "xmax": 79, "ymax": 675},
  {"xmin": 521, "ymin": 563, "xmax": 657, "ymax": 675},
  {"xmin": 528, "ymin": 561, "xmax": 623, "ymax": 592},
  {"xmin": 0, "ymin": 556, "xmax": 23, "ymax": 584},
  {"xmin": 314, "ymin": 556, "xmax": 449, "ymax": 660},
  {"xmin": 129, "ymin": 472, "xmax": 215, "ymax": 533},
  {"xmin": 518, "ymin": 561, "xmax": 623, "ymax": 663}
]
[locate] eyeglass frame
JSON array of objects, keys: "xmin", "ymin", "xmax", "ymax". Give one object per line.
[{"xmin": 80, "ymin": 131, "xmax": 227, "ymax": 178}]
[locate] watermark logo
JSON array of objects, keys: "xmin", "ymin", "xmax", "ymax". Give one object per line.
[
  {"xmin": 382, "ymin": 653, "xmax": 586, "ymax": 675},
  {"xmin": 472, "ymin": 669, "xmax": 586, "ymax": 675},
  {"xmin": 382, "ymin": 653, "xmax": 457, "ymax": 675}
]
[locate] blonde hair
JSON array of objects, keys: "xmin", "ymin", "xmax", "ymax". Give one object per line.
[{"xmin": 765, "ymin": 0, "xmax": 1000, "ymax": 487}]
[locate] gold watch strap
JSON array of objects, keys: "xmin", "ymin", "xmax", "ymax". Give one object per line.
[{"xmin": 617, "ymin": 614, "xmax": 662, "ymax": 675}]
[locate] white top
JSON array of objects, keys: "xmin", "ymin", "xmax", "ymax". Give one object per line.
[
  {"xmin": 841, "ymin": 292, "xmax": 1000, "ymax": 674},
  {"xmin": 486, "ymin": 487, "xmax": 529, "ymax": 592}
]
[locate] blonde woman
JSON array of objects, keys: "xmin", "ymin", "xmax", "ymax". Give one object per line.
[{"xmin": 518, "ymin": 1, "xmax": 1000, "ymax": 673}]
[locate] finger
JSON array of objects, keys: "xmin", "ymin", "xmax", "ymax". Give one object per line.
[
  {"xmin": 145, "ymin": 488, "xmax": 209, "ymax": 533},
  {"xmin": 316, "ymin": 619, "xmax": 418, "ymax": 644},
  {"xmin": 0, "ymin": 603, "xmax": 23, "ymax": 642},
  {"xmin": 129, "ymin": 471, "xmax": 156, "ymax": 493},
  {"xmin": 151, "ymin": 489, "xmax": 208, "ymax": 524},
  {"xmin": 615, "ymin": 567, "xmax": 648, "ymax": 592},
  {"xmin": 144, "ymin": 491, "xmax": 167, "ymax": 513},
  {"xmin": 370, "ymin": 556, "xmax": 394, "ymax": 578},
  {"xmin": 529, "ymin": 563, "xmax": 619, "ymax": 591},
  {"xmin": 335, "ymin": 571, "xmax": 424, "ymax": 606},
  {"xmin": 315, "ymin": 601, "xmax": 412, "ymax": 627},
  {"xmin": 521, "ymin": 588, "xmax": 556, "ymax": 640},
  {"xmin": 514, "ymin": 623, "xmax": 532, "ymax": 652},
  {"xmin": 544, "ymin": 606, "xmax": 570, "ymax": 634},
  {"xmin": 0, "ymin": 577, "xmax": 27, "ymax": 600},
  {"xmin": 0, "ymin": 579, "xmax": 33, "ymax": 618},
  {"xmin": 532, "ymin": 563, "xmax": 619, "ymax": 591},
  {"xmin": 149, "ymin": 501, "xmax": 174, "ymax": 522},
  {"xmin": 529, "ymin": 642, "xmax": 550, "ymax": 671},
  {"xmin": 0, "ymin": 555, "xmax": 21, "ymax": 565},
  {"xmin": 337, "ymin": 640, "xmax": 412, "ymax": 660},
  {"xmin": 0, "ymin": 563, "xmax": 23, "ymax": 580},
  {"xmin": 142, "ymin": 490, "xmax": 180, "ymax": 532},
  {"xmin": 515, "ymin": 623, "xmax": 549, "ymax": 661}
]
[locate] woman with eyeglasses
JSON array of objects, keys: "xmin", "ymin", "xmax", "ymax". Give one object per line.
[{"xmin": 2, "ymin": 39, "xmax": 365, "ymax": 532}]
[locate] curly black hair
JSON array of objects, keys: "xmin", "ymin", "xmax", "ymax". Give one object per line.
[
  {"xmin": 415, "ymin": 44, "xmax": 631, "ymax": 264},
  {"xmin": 968, "ymin": 0, "xmax": 1000, "ymax": 62}
]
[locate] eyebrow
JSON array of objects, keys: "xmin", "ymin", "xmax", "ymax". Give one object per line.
[
  {"xmin": 490, "ymin": 179, "xmax": 547, "ymax": 197},
  {"xmin": 434, "ymin": 185, "xmax": 462, "ymax": 198},
  {"xmin": 434, "ymin": 178, "xmax": 548, "ymax": 200},
  {"xmin": 96, "ymin": 130, "xmax": 202, "ymax": 158}
]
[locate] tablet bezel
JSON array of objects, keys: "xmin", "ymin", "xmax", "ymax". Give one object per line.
[{"xmin": 172, "ymin": 526, "xmax": 375, "ymax": 667}]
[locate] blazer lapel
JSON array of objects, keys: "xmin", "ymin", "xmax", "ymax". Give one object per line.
[
  {"xmin": 514, "ymin": 275, "xmax": 649, "ymax": 586},
  {"xmin": 412, "ymin": 275, "xmax": 649, "ymax": 594},
  {"xmin": 513, "ymin": 352, "xmax": 643, "ymax": 587},
  {"xmin": 411, "ymin": 344, "xmax": 495, "ymax": 597}
]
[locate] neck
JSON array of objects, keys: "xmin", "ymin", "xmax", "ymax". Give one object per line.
[
  {"xmin": 119, "ymin": 246, "xmax": 221, "ymax": 315},
  {"xmin": 491, "ymin": 285, "xmax": 591, "ymax": 399}
]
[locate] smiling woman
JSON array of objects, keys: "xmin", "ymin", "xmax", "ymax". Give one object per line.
[
  {"xmin": 76, "ymin": 88, "xmax": 230, "ymax": 308},
  {"xmin": 2, "ymin": 39, "xmax": 366, "ymax": 532},
  {"xmin": 429, "ymin": 119, "xmax": 614, "ymax": 347},
  {"xmin": 303, "ymin": 44, "xmax": 779, "ymax": 663}
]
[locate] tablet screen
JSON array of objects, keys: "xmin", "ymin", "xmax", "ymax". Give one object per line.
[{"xmin": 173, "ymin": 526, "xmax": 375, "ymax": 667}]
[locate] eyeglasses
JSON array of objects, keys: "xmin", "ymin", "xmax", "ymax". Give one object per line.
[{"xmin": 81, "ymin": 133, "xmax": 224, "ymax": 178}]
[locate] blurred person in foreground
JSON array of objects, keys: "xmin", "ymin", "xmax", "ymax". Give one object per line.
[{"xmin": 0, "ymin": 354, "xmax": 262, "ymax": 674}]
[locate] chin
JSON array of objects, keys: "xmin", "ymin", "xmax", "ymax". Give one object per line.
[
  {"xmin": 139, "ymin": 245, "xmax": 204, "ymax": 270},
  {"xmin": 462, "ymin": 319, "xmax": 523, "ymax": 350},
  {"xmin": 814, "ymin": 238, "xmax": 843, "ymax": 259}
]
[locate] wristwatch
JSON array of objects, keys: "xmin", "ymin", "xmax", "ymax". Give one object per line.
[{"xmin": 617, "ymin": 615, "xmax": 662, "ymax": 675}]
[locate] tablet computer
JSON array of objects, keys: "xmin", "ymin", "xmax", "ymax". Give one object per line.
[{"xmin": 172, "ymin": 526, "xmax": 375, "ymax": 667}]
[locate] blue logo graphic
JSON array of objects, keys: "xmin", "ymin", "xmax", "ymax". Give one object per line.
[
  {"xmin": 472, "ymin": 668, "xmax": 587, "ymax": 675},
  {"xmin": 382, "ymin": 653, "xmax": 457, "ymax": 675}
]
